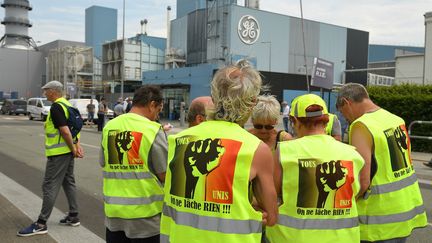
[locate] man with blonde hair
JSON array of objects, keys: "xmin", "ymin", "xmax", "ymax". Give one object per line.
[{"xmin": 160, "ymin": 61, "xmax": 278, "ymax": 243}]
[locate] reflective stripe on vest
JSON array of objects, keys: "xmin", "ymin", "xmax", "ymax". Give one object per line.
[
  {"xmin": 163, "ymin": 205, "xmax": 262, "ymax": 234},
  {"xmin": 104, "ymin": 195, "xmax": 164, "ymax": 205},
  {"xmin": 277, "ymin": 214, "xmax": 359, "ymax": 230},
  {"xmin": 359, "ymin": 205, "xmax": 425, "ymax": 225},
  {"xmin": 46, "ymin": 132, "xmax": 57, "ymax": 138},
  {"xmin": 103, "ymin": 171, "xmax": 154, "ymax": 180},
  {"xmin": 364, "ymin": 173, "xmax": 418, "ymax": 199},
  {"xmin": 45, "ymin": 142, "xmax": 67, "ymax": 149}
]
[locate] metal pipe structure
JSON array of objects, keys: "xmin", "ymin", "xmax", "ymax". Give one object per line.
[{"xmin": 299, "ymin": 0, "xmax": 310, "ymax": 93}]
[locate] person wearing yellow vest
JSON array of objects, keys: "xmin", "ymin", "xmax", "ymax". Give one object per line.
[
  {"xmin": 325, "ymin": 113, "xmax": 342, "ymax": 141},
  {"xmin": 18, "ymin": 80, "xmax": 84, "ymax": 237},
  {"xmin": 160, "ymin": 60, "xmax": 278, "ymax": 243},
  {"xmin": 100, "ymin": 85, "xmax": 167, "ymax": 243},
  {"xmin": 266, "ymin": 94, "xmax": 365, "ymax": 243},
  {"xmin": 336, "ymin": 83, "xmax": 427, "ymax": 242}
]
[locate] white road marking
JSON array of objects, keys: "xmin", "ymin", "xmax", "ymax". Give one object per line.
[
  {"xmin": 418, "ymin": 179, "xmax": 432, "ymax": 186},
  {"xmin": 80, "ymin": 142, "xmax": 100, "ymax": 149}
]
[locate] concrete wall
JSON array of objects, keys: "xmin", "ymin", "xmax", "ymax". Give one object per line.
[
  {"xmin": 395, "ymin": 55, "xmax": 424, "ymax": 85},
  {"xmin": 0, "ymin": 48, "xmax": 44, "ymax": 98}
]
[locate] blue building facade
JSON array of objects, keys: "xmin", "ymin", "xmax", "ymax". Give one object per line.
[
  {"xmin": 85, "ymin": 6, "xmax": 117, "ymax": 58},
  {"xmin": 369, "ymin": 44, "xmax": 424, "ymax": 62}
]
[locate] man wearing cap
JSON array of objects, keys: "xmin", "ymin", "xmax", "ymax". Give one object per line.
[
  {"xmin": 266, "ymin": 94, "xmax": 365, "ymax": 242},
  {"xmin": 336, "ymin": 83, "xmax": 427, "ymax": 243},
  {"xmin": 18, "ymin": 80, "xmax": 84, "ymax": 237}
]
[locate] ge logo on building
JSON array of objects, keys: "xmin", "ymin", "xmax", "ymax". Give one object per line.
[{"xmin": 238, "ymin": 15, "xmax": 260, "ymax": 44}]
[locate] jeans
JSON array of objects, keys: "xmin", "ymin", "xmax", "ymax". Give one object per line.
[
  {"xmin": 283, "ymin": 117, "xmax": 289, "ymax": 132},
  {"xmin": 88, "ymin": 112, "xmax": 94, "ymax": 123},
  {"xmin": 38, "ymin": 153, "xmax": 78, "ymax": 223},
  {"xmin": 98, "ymin": 113, "xmax": 105, "ymax": 131}
]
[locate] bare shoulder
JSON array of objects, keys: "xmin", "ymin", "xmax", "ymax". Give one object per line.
[{"xmin": 250, "ymin": 142, "xmax": 273, "ymax": 180}]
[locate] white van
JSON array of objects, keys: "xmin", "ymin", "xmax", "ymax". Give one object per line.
[
  {"xmin": 68, "ymin": 99, "xmax": 114, "ymax": 121},
  {"xmin": 27, "ymin": 97, "xmax": 52, "ymax": 121}
]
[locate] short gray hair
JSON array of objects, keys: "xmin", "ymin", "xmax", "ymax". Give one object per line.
[
  {"xmin": 336, "ymin": 83, "xmax": 369, "ymax": 108},
  {"xmin": 209, "ymin": 60, "xmax": 262, "ymax": 124},
  {"xmin": 251, "ymin": 95, "xmax": 280, "ymax": 123}
]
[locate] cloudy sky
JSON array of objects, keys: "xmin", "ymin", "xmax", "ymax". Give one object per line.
[{"xmin": 0, "ymin": 0, "xmax": 429, "ymax": 46}]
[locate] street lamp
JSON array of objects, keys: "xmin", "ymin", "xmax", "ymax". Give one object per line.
[
  {"xmin": 120, "ymin": 0, "xmax": 125, "ymax": 99},
  {"xmin": 261, "ymin": 41, "xmax": 272, "ymax": 72}
]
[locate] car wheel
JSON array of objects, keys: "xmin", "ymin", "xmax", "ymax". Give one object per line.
[
  {"xmin": 42, "ymin": 114, "xmax": 47, "ymax": 121},
  {"xmin": 28, "ymin": 113, "xmax": 33, "ymax": 120}
]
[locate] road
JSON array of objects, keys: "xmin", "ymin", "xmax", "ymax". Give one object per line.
[{"xmin": 0, "ymin": 114, "xmax": 431, "ymax": 242}]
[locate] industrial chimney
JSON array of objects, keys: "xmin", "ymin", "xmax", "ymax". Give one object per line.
[
  {"xmin": 424, "ymin": 11, "xmax": 432, "ymax": 84},
  {"xmin": 0, "ymin": 0, "xmax": 38, "ymax": 50},
  {"xmin": 245, "ymin": 0, "xmax": 259, "ymax": 9},
  {"xmin": 165, "ymin": 5, "xmax": 171, "ymax": 69}
]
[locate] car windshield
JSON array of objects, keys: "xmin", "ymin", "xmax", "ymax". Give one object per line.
[
  {"xmin": 13, "ymin": 100, "xmax": 27, "ymax": 105},
  {"xmin": 42, "ymin": 100, "xmax": 52, "ymax": 106}
]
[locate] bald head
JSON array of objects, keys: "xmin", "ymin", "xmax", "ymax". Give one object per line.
[{"xmin": 188, "ymin": 96, "xmax": 214, "ymax": 127}]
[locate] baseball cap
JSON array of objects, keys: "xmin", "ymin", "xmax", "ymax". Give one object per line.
[
  {"xmin": 290, "ymin": 94, "xmax": 328, "ymax": 117},
  {"xmin": 41, "ymin": 80, "xmax": 63, "ymax": 90}
]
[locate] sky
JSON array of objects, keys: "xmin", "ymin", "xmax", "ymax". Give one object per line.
[{"xmin": 0, "ymin": 0, "xmax": 429, "ymax": 46}]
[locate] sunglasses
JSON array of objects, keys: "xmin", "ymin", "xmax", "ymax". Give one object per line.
[{"xmin": 253, "ymin": 124, "xmax": 275, "ymax": 130}]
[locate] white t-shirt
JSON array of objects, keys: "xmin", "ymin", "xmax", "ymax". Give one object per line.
[{"xmin": 282, "ymin": 105, "xmax": 290, "ymax": 118}]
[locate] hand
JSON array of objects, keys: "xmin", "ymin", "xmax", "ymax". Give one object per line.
[
  {"xmin": 316, "ymin": 161, "xmax": 347, "ymax": 208},
  {"xmin": 186, "ymin": 139, "xmax": 225, "ymax": 176},
  {"xmin": 115, "ymin": 131, "xmax": 134, "ymax": 164},
  {"xmin": 75, "ymin": 144, "xmax": 84, "ymax": 158},
  {"xmin": 163, "ymin": 123, "xmax": 173, "ymax": 132},
  {"xmin": 252, "ymin": 203, "xmax": 269, "ymax": 225},
  {"xmin": 115, "ymin": 131, "xmax": 134, "ymax": 153},
  {"xmin": 394, "ymin": 126, "xmax": 408, "ymax": 150},
  {"xmin": 183, "ymin": 138, "xmax": 225, "ymax": 198}
]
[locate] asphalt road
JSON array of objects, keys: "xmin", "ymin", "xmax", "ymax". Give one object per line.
[{"xmin": 0, "ymin": 114, "xmax": 431, "ymax": 242}]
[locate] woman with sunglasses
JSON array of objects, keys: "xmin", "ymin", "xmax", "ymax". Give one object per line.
[{"xmin": 249, "ymin": 95, "xmax": 292, "ymax": 152}]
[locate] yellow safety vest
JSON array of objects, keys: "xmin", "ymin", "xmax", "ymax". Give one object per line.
[
  {"xmin": 349, "ymin": 108, "xmax": 427, "ymax": 241},
  {"xmin": 266, "ymin": 134, "xmax": 364, "ymax": 243},
  {"xmin": 325, "ymin": 113, "xmax": 335, "ymax": 135},
  {"xmin": 161, "ymin": 120, "xmax": 263, "ymax": 243},
  {"xmin": 102, "ymin": 113, "xmax": 164, "ymax": 219},
  {"xmin": 44, "ymin": 97, "xmax": 74, "ymax": 157}
]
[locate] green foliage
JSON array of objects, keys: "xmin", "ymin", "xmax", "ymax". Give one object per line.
[{"xmin": 367, "ymin": 84, "xmax": 432, "ymax": 152}]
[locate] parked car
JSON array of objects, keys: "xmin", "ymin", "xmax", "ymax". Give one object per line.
[
  {"xmin": 27, "ymin": 97, "xmax": 52, "ymax": 121},
  {"xmin": 68, "ymin": 99, "xmax": 114, "ymax": 121},
  {"xmin": 0, "ymin": 99, "xmax": 27, "ymax": 115},
  {"xmin": 0, "ymin": 98, "xmax": 5, "ymax": 111}
]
